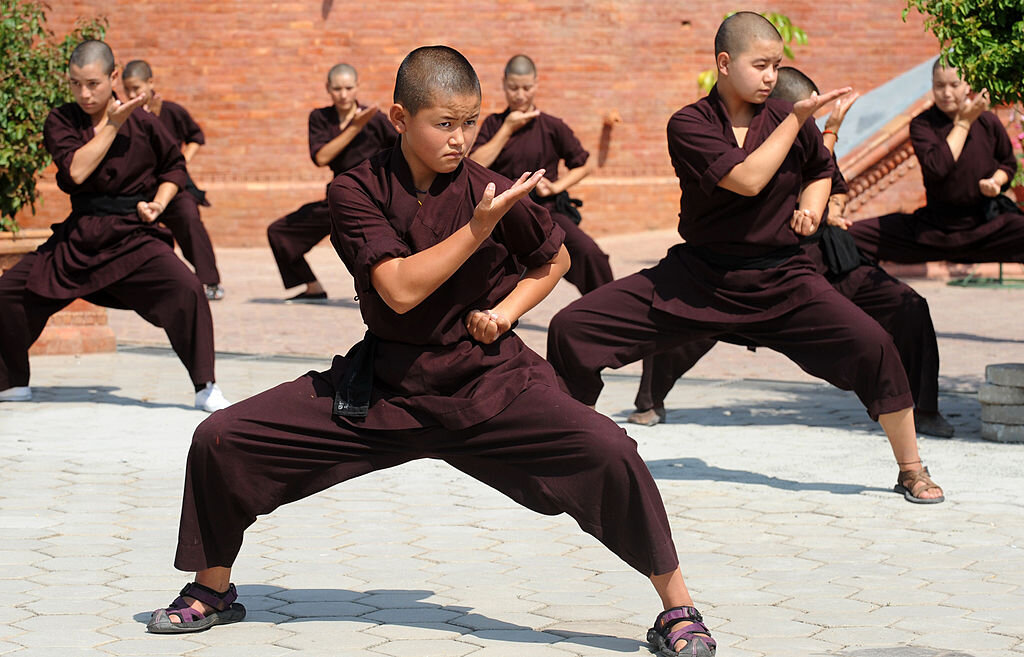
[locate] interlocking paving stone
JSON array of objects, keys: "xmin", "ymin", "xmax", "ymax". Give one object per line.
[{"xmin": 5, "ymin": 256, "xmax": 1024, "ymax": 655}]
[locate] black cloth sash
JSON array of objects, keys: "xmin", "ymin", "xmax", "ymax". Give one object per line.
[
  {"xmin": 685, "ymin": 243, "xmax": 801, "ymax": 270},
  {"xmin": 184, "ymin": 172, "xmax": 210, "ymax": 207},
  {"xmin": 984, "ymin": 194, "xmax": 1021, "ymax": 223},
  {"xmin": 819, "ymin": 224, "xmax": 869, "ymax": 276},
  {"xmin": 532, "ymin": 190, "xmax": 584, "ymax": 225},
  {"xmin": 70, "ymin": 193, "xmax": 148, "ymax": 216},
  {"xmin": 332, "ymin": 331, "xmax": 378, "ymax": 418}
]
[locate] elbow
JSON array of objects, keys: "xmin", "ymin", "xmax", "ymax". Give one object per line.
[
  {"xmin": 377, "ymin": 288, "xmax": 419, "ymax": 315},
  {"xmin": 68, "ymin": 167, "xmax": 88, "ymax": 186},
  {"xmin": 555, "ymin": 246, "xmax": 572, "ymax": 277},
  {"xmin": 731, "ymin": 180, "xmax": 764, "ymax": 197}
]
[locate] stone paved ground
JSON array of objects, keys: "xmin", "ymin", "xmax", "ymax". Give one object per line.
[{"xmin": 2, "ymin": 231, "xmax": 1024, "ymax": 656}]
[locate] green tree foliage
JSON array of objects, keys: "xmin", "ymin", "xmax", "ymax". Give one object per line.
[
  {"xmin": 698, "ymin": 12, "xmax": 808, "ymax": 93},
  {"xmin": 0, "ymin": 1, "xmax": 106, "ymax": 231},
  {"xmin": 905, "ymin": 0, "xmax": 1024, "ymax": 106}
]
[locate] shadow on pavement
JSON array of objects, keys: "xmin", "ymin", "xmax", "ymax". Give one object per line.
[
  {"xmin": 24, "ymin": 385, "xmax": 195, "ymax": 410},
  {"xmin": 824, "ymin": 647, "xmax": 977, "ymax": 657},
  {"xmin": 647, "ymin": 457, "xmax": 893, "ymax": 495},
  {"xmin": 248, "ymin": 296, "xmax": 360, "ymax": 309},
  {"xmin": 133, "ymin": 586, "xmax": 644, "ymax": 651},
  {"xmin": 938, "ymin": 330, "xmax": 1024, "ymax": 345}
]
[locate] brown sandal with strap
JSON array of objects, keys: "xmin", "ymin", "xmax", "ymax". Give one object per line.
[{"xmin": 895, "ymin": 464, "xmax": 945, "ymax": 504}]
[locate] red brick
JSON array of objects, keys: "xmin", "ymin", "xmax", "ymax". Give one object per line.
[{"xmin": 19, "ymin": 1, "xmax": 943, "ymax": 245}]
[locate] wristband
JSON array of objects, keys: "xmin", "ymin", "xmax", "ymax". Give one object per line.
[
  {"xmin": 152, "ymin": 201, "xmax": 165, "ymax": 213},
  {"xmin": 823, "ymin": 129, "xmax": 838, "ymax": 141},
  {"xmin": 954, "ymin": 121, "xmax": 971, "ymax": 131}
]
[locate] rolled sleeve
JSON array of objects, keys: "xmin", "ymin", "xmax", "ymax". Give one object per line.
[
  {"xmin": 150, "ymin": 118, "xmax": 189, "ymax": 191},
  {"xmin": 308, "ymin": 109, "xmax": 333, "ymax": 164},
  {"xmin": 910, "ymin": 114, "xmax": 955, "ymax": 183},
  {"xmin": 328, "ymin": 174, "xmax": 412, "ymax": 294},
  {"xmin": 987, "ymin": 113, "xmax": 1018, "ymax": 185},
  {"xmin": 552, "ymin": 117, "xmax": 589, "ymax": 170},
  {"xmin": 800, "ymin": 119, "xmax": 835, "ymax": 183},
  {"xmin": 44, "ymin": 108, "xmax": 85, "ymax": 193},
  {"xmin": 668, "ymin": 109, "xmax": 748, "ymax": 197},
  {"xmin": 500, "ymin": 197, "xmax": 565, "ymax": 269}
]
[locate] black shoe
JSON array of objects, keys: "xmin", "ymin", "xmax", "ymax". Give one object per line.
[
  {"xmin": 915, "ymin": 410, "xmax": 955, "ymax": 438},
  {"xmin": 285, "ymin": 290, "xmax": 328, "ymax": 304}
]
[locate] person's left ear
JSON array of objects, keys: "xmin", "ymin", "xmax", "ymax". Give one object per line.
[{"xmin": 389, "ymin": 103, "xmax": 407, "ymax": 133}]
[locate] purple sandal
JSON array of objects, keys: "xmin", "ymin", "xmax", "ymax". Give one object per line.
[
  {"xmin": 647, "ymin": 606, "xmax": 716, "ymax": 657},
  {"xmin": 147, "ymin": 582, "xmax": 246, "ymax": 634}
]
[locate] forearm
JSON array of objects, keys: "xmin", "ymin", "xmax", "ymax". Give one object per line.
[
  {"xmin": 492, "ymin": 245, "xmax": 570, "ymax": 323},
  {"xmin": 314, "ymin": 126, "xmax": 362, "ymax": 167},
  {"xmin": 68, "ymin": 123, "xmax": 120, "ymax": 184},
  {"xmin": 990, "ymin": 169, "xmax": 1010, "ymax": 187},
  {"xmin": 371, "ymin": 220, "xmax": 492, "ymax": 314},
  {"xmin": 798, "ymin": 177, "xmax": 832, "ymax": 217},
  {"xmin": 468, "ymin": 126, "xmax": 513, "ymax": 168},
  {"xmin": 719, "ymin": 113, "xmax": 802, "ymax": 196},
  {"xmin": 551, "ymin": 160, "xmax": 591, "ymax": 194},
  {"xmin": 153, "ymin": 181, "xmax": 179, "ymax": 208},
  {"xmin": 181, "ymin": 142, "xmax": 201, "ymax": 163},
  {"xmin": 822, "ymin": 132, "xmax": 838, "ymax": 156},
  {"xmin": 945, "ymin": 122, "xmax": 970, "ymax": 161}
]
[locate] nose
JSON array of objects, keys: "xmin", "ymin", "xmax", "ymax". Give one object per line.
[{"xmin": 449, "ymin": 127, "xmax": 465, "ymax": 149}]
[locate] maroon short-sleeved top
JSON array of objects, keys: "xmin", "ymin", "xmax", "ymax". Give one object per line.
[
  {"xmin": 643, "ymin": 87, "xmax": 836, "ymax": 323},
  {"xmin": 327, "ymin": 146, "xmax": 565, "ymax": 429},
  {"xmin": 910, "ymin": 106, "xmax": 1018, "ymax": 230},
  {"xmin": 309, "ymin": 104, "xmax": 398, "ymax": 177},
  {"xmin": 29, "ymin": 103, "xmax": 187, "ymax": 299},
  {"xmin": 471, "ymin": 110, "xmax": 589, "ymax": 183}
]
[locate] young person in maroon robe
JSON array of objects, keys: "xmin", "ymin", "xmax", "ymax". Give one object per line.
[
  {"xmin": 148, "ymin": 46, "xmax": 715, "ymax": 657},
  {"xmin": 0, "ymin": 41, "xmax": 228, "ymax": 412},
  {"xmin": 122, "ymin": 60, "xmax": 224, "ymax": 301},
  {"xmin": 849, "ymin": 61, "xmax": 1024, "ymax": 264},
  {"xmin": 547, "ymin": 13, "xmax": 945, "ymax": 508},
  {"xmin": 629, "ymin": 66, "xmax": 952, "ymax": 438},
  {"xmin": 470, "ymin": 54, "xmax": 613, "ymax": 294},
  {"xmin": 266, "ymin": 63, "xmax": 398, "ymax": 303}
]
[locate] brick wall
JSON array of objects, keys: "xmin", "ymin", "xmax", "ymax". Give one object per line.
[{"xmin": 19, "ymin": 0, "xmax": 942, "ymax": 244}]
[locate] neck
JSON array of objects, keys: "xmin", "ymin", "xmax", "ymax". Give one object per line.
[
  {"xmin": 717, "ymin": 84, "xmax": 755, "ymax": 127},
  {"xmin": 400, "ymin": 139, "xmax": 437, "ymax": 193},
  {"xmin": 87, "ymin": 106, "xmax": 108, "ymax": 128}
]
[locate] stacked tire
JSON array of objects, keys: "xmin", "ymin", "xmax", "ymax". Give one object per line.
[{"xmin": 980, "ymin": 364, "xmax": 1024, "ymax": 443}]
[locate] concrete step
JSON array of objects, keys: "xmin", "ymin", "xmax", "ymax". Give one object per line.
[
  {"xmin": 979, "ymin": 383, "xmax": 1024, "ymax": 405},
  {"xmin": 985, "ymin": 363, "xmax": 1024, "ymax": 387},
  {"xmin": 981, "ymin": 421, "xmax": 1024, "ymax": 443},
  {"xmin": 981, "ymin": 404, "xmax": 1024, "ymax": 425}
]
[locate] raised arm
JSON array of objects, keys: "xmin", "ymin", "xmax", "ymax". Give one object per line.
[
  {"xmin": 371, "ymin": 170, "xmax": 546, "ymax": 314},
  {"xmin": 314, "ymin": 105, "xmax": 379, "ymax": 167},
  {"xmin": 946, "ymin": 90, "xmax": 989, "ymax": 162},
  {"xmin": 68, "ymin": 95, "xmax": 146, "ymax": 184},
  {"xmin": 718, "ymin": 88, "xmax": 851, "ymax": 196},
  {"xmin": 469, "ymin": 110, "xmax": 540, "ymax": 168}
]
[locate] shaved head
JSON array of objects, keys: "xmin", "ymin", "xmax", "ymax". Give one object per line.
[
  {"xmin": 123, "ymin": 59, "xmax": 153, "ymax": 81},
  {"xmin": 69, "ymin": 39, "xmax": 115, "ymax": 76},
  {"xmin": 932, "ymin": 56, "xmax": 958, "ymax": 78},
  {"xmin": 328, "ymin": 63, "xmax": 358, "ymax": 84},
  {"xmin": 394, "ymin": 45, "xmax": 480, "ymax": 115},
  {"xmin": 770, "ymin": 66, "xmax": 819, "ymax": 103},
  {"xmin": 714, "ymin": 11, "xmax": 782, "ymax": 57},
  {"xmin": 504, "ymin": 54, "xmax": 536, "ymax": 79}
]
